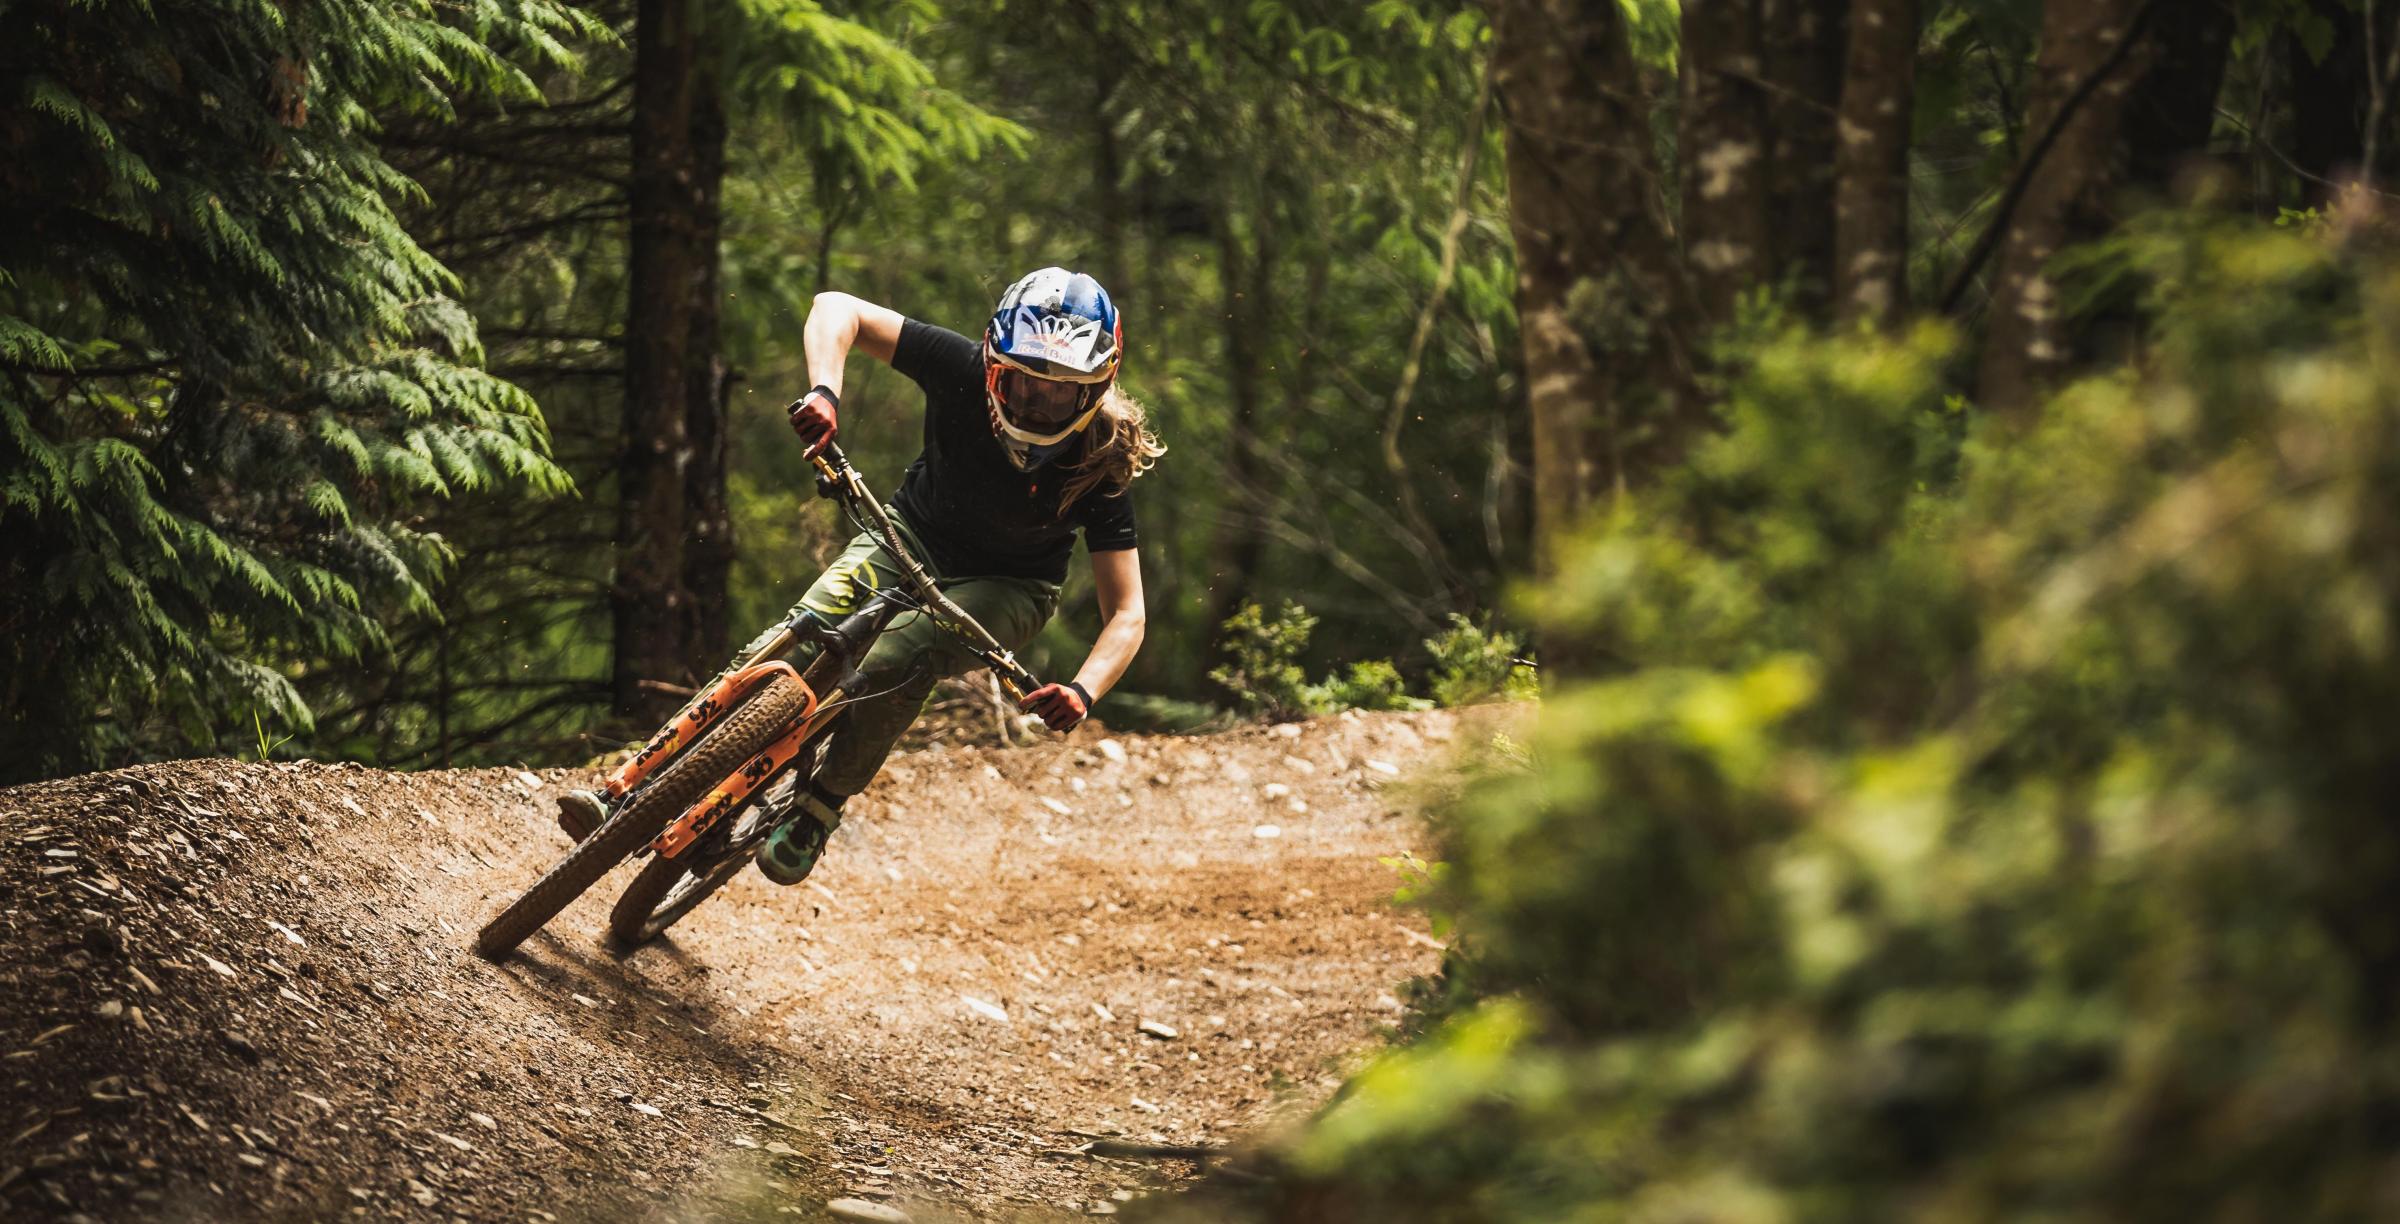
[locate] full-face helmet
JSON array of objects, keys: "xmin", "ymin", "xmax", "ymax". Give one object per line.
[{"xmin": 983, "ymin": 267, "xmax": 1121, "ymax": 471}]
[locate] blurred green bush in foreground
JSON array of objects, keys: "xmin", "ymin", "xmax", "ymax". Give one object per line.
[{"xmin": 1178, "ymin": 215, "xmax": 2400, "ymax": 1220}]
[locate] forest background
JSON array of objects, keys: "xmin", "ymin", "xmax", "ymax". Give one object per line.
[
  {"xmin": 10, "ymin": 0, "xmax": 2368, "ymax": 780},
  {"xmin": 5, "ymin": 0, "xmax": 1533, "ymax": 777},
  {"xmin": 13, "ymin": 0, "xmax": 2400, "ymax": 1214}
]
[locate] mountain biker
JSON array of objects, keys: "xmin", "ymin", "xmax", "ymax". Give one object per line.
[{"xmin": 557, "ymin": 267, "xmax": 1163, "ymax": 888}]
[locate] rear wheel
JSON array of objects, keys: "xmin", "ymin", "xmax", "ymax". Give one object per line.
[
  {"xmin": 474, "ymin": 674, "xmax": 813, "ymax": 960},
  {"xmin": 607, "ymin": 802, "xmax": 771, "ymax": 948}
]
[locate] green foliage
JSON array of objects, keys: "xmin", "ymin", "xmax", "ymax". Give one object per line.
[
  {"xmin": 249, "ymin": 710, "xmax": 297, "ymax": 764},
  {"xmin": 1210, "ymin": 601, "xmax": 1440, "ymax": 719},
  {"xmin": 731, "ymin": 0, "xmax": 1028, "ymax": 191},
  {"xmin": 1422, "ymin": 614, "xmax": 1536, "ymax": 706},
  {"xmin": 1226, "ymin": 216, "xmax": 2400, "ymax": 1219},
  {"xmin": 1210, "ymin": 601, "xmax": 1329, "ymax": 721},
  {"xmin": 1318, "ymin": 660, "xmax": 1433, "ymax": 713},
  {"xmin": 0, "ymin": 0, "xmax": 590, "ymax": 779}
]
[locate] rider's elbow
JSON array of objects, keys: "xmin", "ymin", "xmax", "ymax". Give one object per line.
[{"xmin": 1113, "ymin": 605, "xmax": 1147, "ymax": 646}]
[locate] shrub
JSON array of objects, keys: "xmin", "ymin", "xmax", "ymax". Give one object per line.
[
  {"xmin": 1210, "ymin": 602, "xmax": 1443, "ymax": 718},
  {"xmin": 1422, "ymin": 614, "xmax": 1537, "ymax": 705},
  {"xmin": 1315, "ymin": 660, "xmax": 1434, "ymax": 713},
  {"xmin": 1197, "ymin": 215, "xmax": 2400, "ymax": 1220},
  {"xmin": 1209, "ymin": 601, "xmax": 1330, "ymax": 720}
]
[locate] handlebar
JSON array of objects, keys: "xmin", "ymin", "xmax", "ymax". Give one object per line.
[{"xmin": 807, "ymin": 443, "xmax": 1043, "ymax": 700}]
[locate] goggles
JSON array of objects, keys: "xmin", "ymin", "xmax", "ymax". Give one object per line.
[
  {"xmin": 985, "ymin": 357, "xmax": 1106, "ymax": 446},
  {"xmin": 997, "ymin": 366, "xmax": 1100, "ymax": 430}
]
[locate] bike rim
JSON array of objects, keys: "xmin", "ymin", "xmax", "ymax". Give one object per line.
[
  {"xmin": 656, "ymin": 846, "xmax": 753, "ymax": 914},
  {"xmin": 645, "ymin": 802, "xmax": 778, "ymax": 927}
]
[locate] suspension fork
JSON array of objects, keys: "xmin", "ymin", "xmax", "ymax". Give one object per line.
[
  {"xmin": 649, "ymin": 681, "xmax": 840, "ymax": 859},
  {"xmin": 644, "ymin": 595, "xmax": 908, "ymax": 859},
  {"xmin": 596, "ymin": 613, "xmax": 818, "ymax": 804},
  {"xmin": 598, "ymin": 656, "xmax": 800, "ymax": 804}
]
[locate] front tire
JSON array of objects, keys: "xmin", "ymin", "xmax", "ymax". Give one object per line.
[
  {"xmin": 474, "ymin": 674, "xmax": 813, "ymax": 960},
  {"xmin": 608, "ymin": 732, "xmax": 829, "ymax": 948}
]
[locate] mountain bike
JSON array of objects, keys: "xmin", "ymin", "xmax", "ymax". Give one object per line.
[{"xmin": 473, "ymin": 443, "xmax": 1040, "ymax": 959}]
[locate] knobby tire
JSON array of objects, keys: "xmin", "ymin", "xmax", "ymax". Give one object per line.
[
  {"xmin": 609, "ymin": 713, "xmax": 838, "ymax": 948},
  {"xmin": 473, "ymin": 674, "xmax": 813, "ymax": 960},
  {"xmin": 607, "ymin": 833, "xmax": 749, "ymax": 948}
]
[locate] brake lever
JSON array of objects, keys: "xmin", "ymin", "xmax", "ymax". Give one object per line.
[
  {"xmin": 989, "ymin": 656, "xmax": 1038, "ymax": 704},
  {"xmin": 809, "ymin": 444, "xmax": 849, "ymax": 500}
]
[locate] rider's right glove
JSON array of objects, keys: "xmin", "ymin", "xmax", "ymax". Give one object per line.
[{"xmin": 787, "ymin": 385, "xmax": 840, "ymax": 454}]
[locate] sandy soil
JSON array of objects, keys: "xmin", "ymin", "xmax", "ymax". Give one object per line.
[{"xmin": 0, "ymin": 708, "xmax": 1494, "ymax": 1221}]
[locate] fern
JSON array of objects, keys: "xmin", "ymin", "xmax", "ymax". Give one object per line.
[{"xmin": 0, "ymin": 0, "xmax": 593, "ymax": 781}]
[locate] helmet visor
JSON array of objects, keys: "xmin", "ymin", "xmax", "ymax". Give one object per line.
[{"xmin": 997, "ymin": 367, "xmax": 1098, "ymax": 432}]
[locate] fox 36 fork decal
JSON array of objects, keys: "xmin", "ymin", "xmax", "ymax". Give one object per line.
[
  {"xmin": 600, "ymin": 661, "xmax": 807, "ymax": 804},
  {"xmin": 651, "ymin": 692, "xmax": 839, "ymax": 859}
]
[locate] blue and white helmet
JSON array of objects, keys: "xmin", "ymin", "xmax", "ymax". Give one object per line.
[{"xmin": 983, "ymin": 267, "xmax": 1122, "ymax": 471}]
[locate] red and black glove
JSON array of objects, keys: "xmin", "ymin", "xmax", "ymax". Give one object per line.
[
  {"xmin": 787, "ymin": 384, "xmax": 839, "ymax": 454},
  {"xmin": 1020, "ymin": 680, "xmax": 1093, "ymax": 732}
]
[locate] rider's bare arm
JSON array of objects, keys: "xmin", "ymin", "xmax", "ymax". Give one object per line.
[
  {"xmin": 804, "ymin": 292, "xmax": 905, "ymax": 394},
  {"xmin": 1074, "ymin": 548, "xmax": 1147, "ymax": 701}
]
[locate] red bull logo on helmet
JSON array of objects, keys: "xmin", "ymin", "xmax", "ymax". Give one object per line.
[{"xmin": 990, "ymin": 266, "xmax": 1121, "ymax": 381}]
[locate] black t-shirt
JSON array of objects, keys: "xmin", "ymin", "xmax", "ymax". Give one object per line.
[{"xmin": 886, "ymin": 318, "xmax": 1139, "ymax": 583}]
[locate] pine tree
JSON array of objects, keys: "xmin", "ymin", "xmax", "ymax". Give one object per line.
[{"xmin": 0, "ymin": 0, "xmax": 602, "ymax": 781}]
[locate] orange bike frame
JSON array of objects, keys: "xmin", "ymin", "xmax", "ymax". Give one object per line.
[
  {"xmin": 649, "ymin": 694, "xmax": 844, "ymax": 859},
  {"xmin": 599, "ymin": 660, "xmax": 811, "ymax": 803}
]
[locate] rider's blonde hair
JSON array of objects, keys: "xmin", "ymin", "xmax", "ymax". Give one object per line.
[{"xmin": 1060, "ymin": 385, "xmax": 1166, "ymax": 510}]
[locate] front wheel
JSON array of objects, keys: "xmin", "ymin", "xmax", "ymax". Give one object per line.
[{"xmin": 474, "ymin": 674, "xmax": 813, "ymax": 960}]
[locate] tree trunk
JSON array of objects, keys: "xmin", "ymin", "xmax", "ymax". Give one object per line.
[
  {"xmin": 1974, "ymin": 0, "xmax": 2158, "ymax": 415},
  {"xmin": 1834, "ymin": 0, "xmax": 1918, "ymax": 324},
  {"xmin": 2285, "ymin": 0, "xmax": 2387, "ymax": 204},
  {"xmin": 1678, "ymin": 0, "xmax": 1772, "ymax": 326},
  {"xmin": 1091, "ymin": 50, "xmax": 1132, "ymax": 307},
  {"xmin": 1975, "ymin": 0, "xmax": 2234, "ymax": 412},
  {"xmin": 1680, "ymin": 0, "xmax": 1847, "ymax": 323},
  {"xmin": 1198, "ymin": 191, "xmax": 1272, "ymax": 636},
  {"xmin": 1762, "ymin": 0, "xmax": 1850, "ymax": 314},
  {"xmin": 614, "ymin": 0, "xmax": 720, "ymax": 726},
  {"xmin": 681, "ymin": 71, "xmax": 733, "ymax": 677},
  {"xmin": 1492, "ymin": 0, "xmax": 1699, "ymax": 588},
  {"xmin": 2120, "ymin": 0, "xmax": 2232, "ymax": 195}
]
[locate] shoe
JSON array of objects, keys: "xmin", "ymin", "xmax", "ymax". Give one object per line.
[
  {"xmin": 757, "ymin": 786, "xmax": 843, "ymax": 886},
  {"xmin": 555, "ymin": 789, "xmax": 608, "ymax": 842}
]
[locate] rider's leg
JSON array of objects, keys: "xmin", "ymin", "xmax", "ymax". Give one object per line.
[
  {"xmin": 556, "ymin": 527, "xmax": 899, "ymax": 843},
  {"xmin": 762, "ymin": 578, "xmax": 1050, "ymax": 879},
  {"xmin": 761, "ymin": 573, "xmax": 1058, "ymax": 878},
  {"xmin": 809, "ymin": 573, "xmax": 1060, "ymax": 799}
]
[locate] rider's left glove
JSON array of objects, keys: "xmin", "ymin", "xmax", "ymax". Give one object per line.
[
  {"xmin": 787, "ymin": 385, "xmax": 840, "ymax": 454},
  {"xmin": 1020, "ymin": 681, "xmax": 1092, "ymax": 732}
]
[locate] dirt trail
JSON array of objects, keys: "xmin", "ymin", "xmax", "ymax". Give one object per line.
[{"xmin": 1, "ymin": 709, "xmax": 1491, "ymax": 1221}]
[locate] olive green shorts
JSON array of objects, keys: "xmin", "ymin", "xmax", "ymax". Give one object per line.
[{"xmin": 750, "ymin": 510, "xmax": 1058, "ymax": 798}]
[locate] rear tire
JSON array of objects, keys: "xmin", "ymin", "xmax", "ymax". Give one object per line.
[
  {"xmin": 474, "ymin": 674, "xmax": 812, "ymax": 960},
  {"xmin": 608, "ymin": 728, "xmax": 833, "ymax": 948},
  {"xmin": 607, "ymin": 835, "xmax": 757, "ymax": 949}
]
